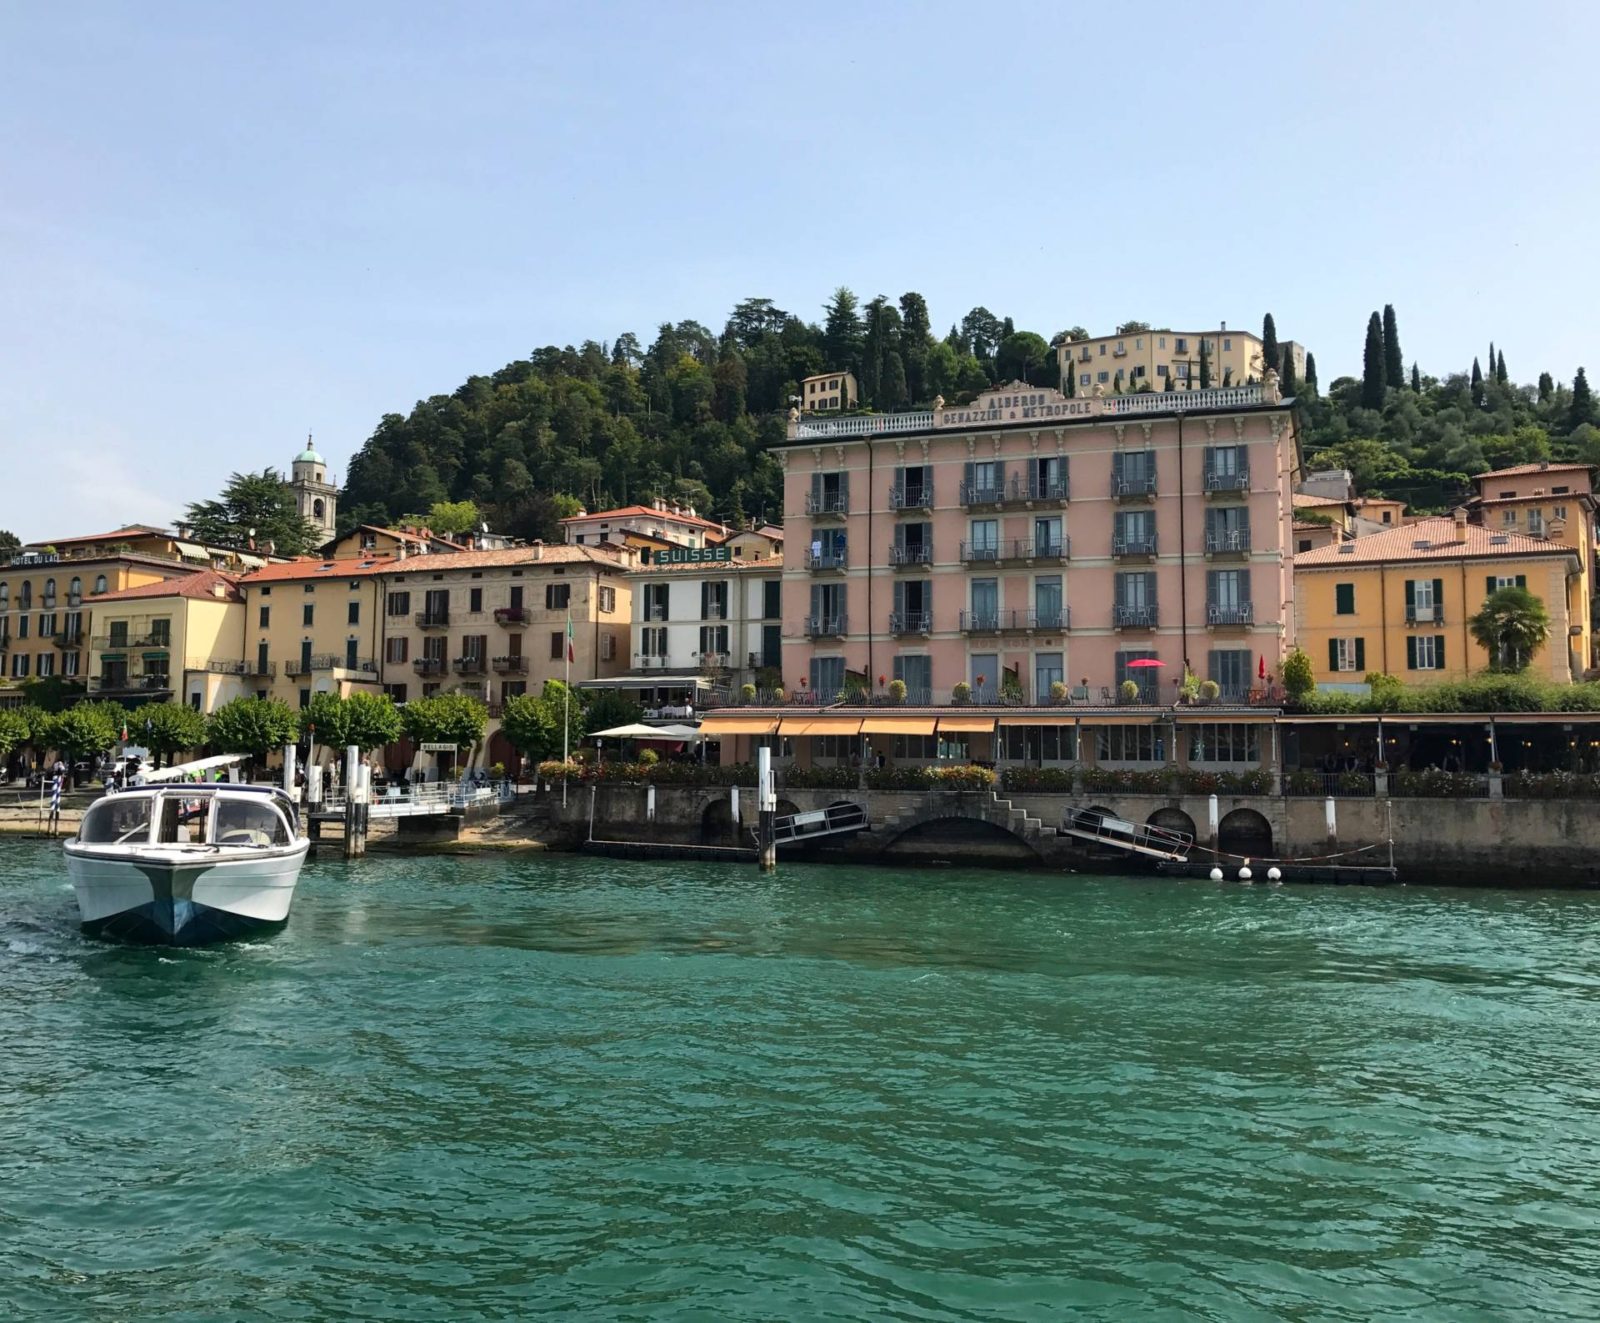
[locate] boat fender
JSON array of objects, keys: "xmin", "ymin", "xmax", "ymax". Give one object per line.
[
  {"xmin": 1208, "ymin": 866, "xmax": 1224, "ymax": 881},
  {"xmin": 1237, "ymin": 861, "xmax": 1253, "ymax": 883},
  {"xmin": 1266, "ymin": 867, "xmax": 1282, "ymax": 883}
]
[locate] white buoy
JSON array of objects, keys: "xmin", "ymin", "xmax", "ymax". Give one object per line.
[
  {"xmin": 1238, "ymin": 865, "xmax": 1253, "ymax": 882},
  {"xmin": 1209, "ymin": 866, "xmax": 1224, "ymax": 881},
  {"xmin": 1267, "ymin": 867, "xmax": 1282, "ymax": 882}
]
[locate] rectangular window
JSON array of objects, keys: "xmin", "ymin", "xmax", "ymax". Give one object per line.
[
  {"xmin": 302, "ymin": 603, "xmax": 314, "ymax": 627},
  {"xmin": 63, "ymin": 652, "xmax": 79, "ymax": 677},
  {"xmin": 809, "ymin": 656, "xmax": 845, "ymax": 697},
  {"xmin": 1333, "ymin": 637, "xmax": 1365, "ymax": 672},
  {"xmin": 299, "ymin": 688, "xmax": 311, "ymax": 709},
  {"xmin": 599, "ymin": 586, "xmax": 616, "ymax": 613},
  {"xmin": 1079, "ymin": 373, "xmax": 1091, "ymax": 387},
  {"xmin": 1115, "ymin": 648, "xmax": 1159, "ymax": 699},
  {"xmin": 1095, "ymin": 725, "xmax": 1161, "ymax": 762},
  {"xmin": 385, "ymin": 636, "xmax": 409, "ymax": 664},
  {"xmin": 970, "ymin": 518, "xmax": 999, "ymax": 555},
  {"xmin": 1097, "ymin": 371, "xmax": 1109, "ymax": 384},
  {"xmin": 1554, "ymin": 505, "xmax": 1569, "ymax": 521},
  {"xmin": 700, "ymin": 581, "xmax": 729, "ymax": 620},
  {"xmin": 469, "ymin": 587, "xmax": 483, "ymax": 613},
  {"xmin": 39, "ymin": 612, "xmax": 56, "ymax": 638},
  {"xmin": 644, "ymin": 583, "xmax": 669, "ymax": 621},
  {"xmin": 387, "ymin": 591, "xmax": 410, "ymax": 616},
  {"xmin": 1528, "ymin": 510, "xmax": 1545, "ymax": 536},
  {"xmin": 892, "ymin": 653, "xmax": 932, "ymax": 701},
  {"xmin": 1187, "ymin": 722, "xmax": 1258, "ymax": 763},
  {"xmin": 970, "ymin": 578, "xmax": 998, "ymax": 626},
  {"xmin": 1335, "ymin": 583, "xmax": 1355, "ymax": 615},
  {"xmin": 1034, "ymin": 651, "xmax": 1064, "ymax": 697},
  {"xmin": 385, "ymin": 683, "xmax": 408, "ymax": 703},
  {"xmin": 1001, "ymin": 725, "xmax": 1077, "ymax": 763},
  {"xmin": 641, "ymin": 626, "xmax": 668, "ymax": 657},
  {"xmin": 36, "ymin": 653, "xmax": 54, "ymax": 678},
  {"xmin": 762, "ymin": 580, "xmax": 781, "ymax": 620},
  {"xmin": 17, "ymin": 617, "xmax": 27, "ymax": 640},
  {"xmin": 347, "ymin": 600, "xmax": 360, "ymax": 625},
  {"xmin": 1409, "ymin": 635, "xmax": 1444, "ymax": 670},
  {"xmin": 1503, "ymin": 510, "xmax": 1518, "ymax": 527},
  {"xmin": 1207, "ymin": 650, "xmax": 1251, "ymax": 699},
  {"xmin": 550, "ymin": 631, "xmax": 564, "ymax": 660},
  {"xmin": 545, "ymin": 583, "xmax": 571, "ymax": 610},
  {"xmin": 698, "ymin": 624, "xmax": 729, "ymax": 658},
  {"xmin": 259, "ymin": 606, "xmax": 270, "ymax": 628},
  {"xmin": 600, "ymin": 633, "xmax": 616, "ymax": 661}
]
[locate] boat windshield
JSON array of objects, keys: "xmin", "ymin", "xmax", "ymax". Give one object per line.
[
  {"xmin": 156, "ymin": 792, "xmax": 213, "ymax": 845},
  {"xmin": 212, "ymin": 797, "xmax": 293, "ymax": 849},
  {"xmin": 79, "ymin": 795, "xmax": 155, "ymax": 845}
]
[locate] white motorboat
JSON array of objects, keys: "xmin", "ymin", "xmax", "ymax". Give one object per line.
[{"xmin": 64, "ymin": 757, "xmax": 309, "ymax": 944}]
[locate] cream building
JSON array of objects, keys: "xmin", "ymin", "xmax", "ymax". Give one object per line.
[
  {"xmin": 801, "ymin": 371, "xmax": 858, "ymax": 413},
  {"xmin": 85, "ymin": 571, "xmax": 248, "ymax": 712},
  {"xmin": 561, "ymin": 500, "xmax": 730, "ymax": 551},
  {"xmin": 1058, "ymin": 327, "xmax": 1271, "ymax": 395}
]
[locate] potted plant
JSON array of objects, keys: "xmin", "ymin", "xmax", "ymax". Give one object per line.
[
  {"xmin": 773, "ymin": 685, "xmax": 786, "ymax": 703},
  {"xmin": 741, "ymin": 682, "xmax": 757, "ymax": 703},
  {"xmin": 638, "ymin": 748, "xmax": 660, "ymax": 767},
  {"xmin": 952, "ymin": 681, "xmax": 971, "ymax": 705},
  {"xmin": 888, "ymin": 678, "xmax": 907, "ymax": 704},
  {"xmin": 1000, "ymin": 675, "xmax": 1025, "ymax": 704},
  {"xmin": 1178, "ymin": 670, "xmax": 1200, "ymax": 704},
  {"xmin": 1049, "ymin": 680, "xmax": 1068, "ymax": 704},
  {"xmin": 1198, "ymin": 679, "xmax": 1220, "ymax": 703},
  {"xmin": 1119, "ymin": 679, "xmax": 1141, "ymax": 704}
]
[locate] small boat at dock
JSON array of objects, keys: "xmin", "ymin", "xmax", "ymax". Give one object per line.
[{"xmin": 64, "ymin": 756, "xmax": 309, "ymax": 944}]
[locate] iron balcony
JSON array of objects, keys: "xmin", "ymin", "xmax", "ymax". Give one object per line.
[
  {"xmin": 889, "ymin": 544, "xmax": 932, "ymax": 567},
  {"xmin": 493, "ymin": 606, "xmax": 530, "ymax": 625},
  {"xmin": 889, "ymin": 611, "xmax": 931, "ymax": 634},
  {"xmin": 1113, "ymin": 604, "xmax": 1159, "ymax": 629},
  {"xmin": 1204, "ymin": 467, "xmax": 1250, "ymax": 493},
  {"xmin": 1404, "ymin": 605, "xmax": 1445, "ymax": 626},
  {"xmin": 1112, "ymin": 533, "xmax": 1158, "ymax": 559},
  {"xmin": 492, "ymin": 655, "xmax": 530, "ymax": 674},
  {"xmin": 1112, "ymin": 473, "xmax": 1158, "ymax": 500},
  {"xmin": 452, "ymin": 656, "xmax": 488, "ymax": 675},
  {"xmin": 960, "ymin": 538, "xmax": 1069, "ymax": 566},
  {"xmin": 1204, "ymin": 529, "xmax": 1251, "ymax": 556},
  {"xmin": 804, "ymin": 491, "xmax": 849, "ymax": 518},
  {"xmin": 959, "ymin": 475, "xmax": 1069, "ymax": 508},
  {"xmin": 888, "ymin": 482, "xmax": 934, "ymax": 511},
  {"xmin": 805, "ymin": 548, "xmax": 847, "ymax": 571},
  {"xmin": 804, "ymin": 614, "xmax": 847, "ymax": 638},
  {"xmin": 412, "ymin": 657, "xmax": 447, "ymax": 676},
  {"xmin": 1206, "ymin": 603, "xmax": 1254, "ymax": 627},
  {"xmin": 415, "ymin": 611, "xmax": 450, "ymax": 629}
]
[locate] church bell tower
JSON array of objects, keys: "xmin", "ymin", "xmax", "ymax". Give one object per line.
[{"xmin": 291, "ymin": 434, "xmax": 338, "ymax": 544}]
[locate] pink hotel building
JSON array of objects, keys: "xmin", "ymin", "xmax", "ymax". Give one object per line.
[{"xmin": 777, "ymin": 378, "xmax": 1301, "ymax": 706}]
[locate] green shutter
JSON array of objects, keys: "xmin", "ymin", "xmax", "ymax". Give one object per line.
[
  {"xmin": 1516, "ymin": 574, "xmax": 1526, "ymax": 589},
  {"xmin": 1436, "ymin": 635, "xmax": 1445, "ymax": 669},
  {"xmin": 1433, "ymin": 578, "xmax": 1444, "ymax": 609},
  {"xmin": 1355, "ymin": 637, "xmax": 1366, "ymax": 671},
  {"xmin": 1487, "ymin": 575, "xmax": 1497, "ymax": 598},
  {"xmin": 1336, "ymin": 583, "xmax": 1354, "ymax": 615},
  {"xmin": 1406, "ymin": 636, "xmax": 1417, "ymax": 670},
  {"xmin": 1329, "ymin": 639, "xmax": 1339, "ymax": 671},
  {"xmin": 1403, "ymin": 579, "xmax": 1415, "ymax": 609}
]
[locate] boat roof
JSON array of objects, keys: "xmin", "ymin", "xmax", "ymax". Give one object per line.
[{"xmin": 111, "ymin": 783, "xmax": 289, "ymax": 798}]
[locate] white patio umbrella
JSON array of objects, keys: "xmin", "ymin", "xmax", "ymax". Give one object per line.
[
  {"xmin": 588, "ymin": 723, "xmax": 667, "ymax": 739},
  {"xmin": 646, "ymin": 724, "xmax": 704, "ymax": 742}
]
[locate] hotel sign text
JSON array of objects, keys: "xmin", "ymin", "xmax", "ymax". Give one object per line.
[
  {"xmin": 644, "ymin": 545, "xmax": 732, "ymax": 566},
  {"xmin": 936, "ymin": 390, "xmax": 1099, "ymax": 430}
]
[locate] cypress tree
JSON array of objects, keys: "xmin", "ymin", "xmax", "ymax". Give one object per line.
[
  {"xmin": 1538, "ymin": 371, "xmax": 1554, "ymax": 402},
  {"xmin": 1571, "ymin": 367, "xmax": 1594, "ymax": 432},
  {"xmin": 1411, "ymin": 362, "xmax": 1421, "ymax": 393},
  {"xmin": 1198, "ymin": 339, "xmax": 1212, "ymax": 388},
  {"xmin": 1382, "ymin": 304, "xmax": 1403, "ymax": 387},
  {"xmin": 1280, "ymin": 353, "xmax": 1296, "ymax": 395},
  {"xmin": 1471, "ymin": 357, "xmax": 1485, "ymax": 407},
  {"xmin": 1496, "ymin": 350, "xmax": 1507, "ymax": 384},
  {"xmin": 1262, "ymin": 313, "xmax": 1280, "ymax": 372},
  {"xmin": 1361, "ymin": 312, "xmax": 1386, "ymax": 408},
  {"xmin": 1304, "ymin": 352, "xmax": 1318, "ymax": 395}
]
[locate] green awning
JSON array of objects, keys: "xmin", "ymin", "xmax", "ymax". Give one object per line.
[
  {"xmin": 142, "ymin": 650, "xmax": 169, "ymax": 658},
  {"xmin": 100, "ymin": 652, "xmax": 126, "ymax": 660}
]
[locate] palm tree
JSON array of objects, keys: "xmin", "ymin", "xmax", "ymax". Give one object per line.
[{"xmin": 1468, "ymin": 587, "xmax": 1551, "ymax": 672}]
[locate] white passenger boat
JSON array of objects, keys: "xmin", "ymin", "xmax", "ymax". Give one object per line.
[{"xmin": 64, "ymin": 757, "xmax": 309, "ymax": 944}]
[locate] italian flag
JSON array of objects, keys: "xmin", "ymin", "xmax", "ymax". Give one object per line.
[{"xmin": 566, "ymin": 614, "xmax": 575, "ymax": 664}]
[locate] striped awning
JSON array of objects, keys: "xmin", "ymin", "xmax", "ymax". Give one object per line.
[
  {"xmin": 778, "ymin": 715, "xmax": 864, "ymax": 736},
  {"xmin": 937, "ymin": 715, "xmax": 996, "ymax": 733},
  {"xmin": 699, "ymin": 715, "xmax": 778, "ymax": 736},
  {"xmin": 860, "ymin": 715, "xmax": 937, "ymax": 735}
]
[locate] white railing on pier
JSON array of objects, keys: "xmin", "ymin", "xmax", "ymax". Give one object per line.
[
  {"xmin": 791, "ymin": 411, "xmax": 934, "ymax": 440},
  {"xmin": 316, "ymin": 781, "xmax": 512, "ymax": 818}
]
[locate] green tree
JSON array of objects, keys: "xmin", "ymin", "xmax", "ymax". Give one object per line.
[
  {"xmin": 43, "ymin": 705, "xmax": 121, "ymax": 778},
  {"xmin": 1382, "ymin": 304, "xmax": 1403, "ymax": 388},
  {"xmin": 1471, "ymin": 357, "xmax": 1485, "ymax": 407},
  {"xmin": 1538, "ymin": 371, "xmax": 1555, "ymax": 402},
  {"xmin": 139, "ymin": 702, "xmax": 208, "ymax": 768},
  {"xmin": 0, "ymin": 529, "xmax": 19, "ymax": 556},
  {"xmin": 1261, "ymin": 312, "xmax": 1279, "ymax": 372},
  {"xmin": 401, "ymin": 693, "xmax": 487, "ymax": 750},
  {"xmin": 1361, "ymin": 312, "xmax": 1386, "ymax": 408},
  {"xmin": 1571, "ymin": 367, "xmax": 1594, "ymax": 432},
  {"xmin": 0, "ymin": 707, "xmax": 33, "ymax": 764},
  {"xmin": 822, "ymin": 287, "xmax": 864, "ymax": 378},
  {"xmin": 1198, "ymin": 338, "xmax": 1211, "ymax": 389},
  {"xmin": 185, "ymin": 470, "xmax": 320, "ymax": 556},
  {"xmin": 344, "ymin": 691, "xmax": 404, "ymax": 752},
  {"xmin": 1304, "ymin": 352, "xmax": 1318, "ymax": 395},
  {"xmin": 426, "ymin": 499, "xmax": 481, "ymax": 537},
  {"xmin": 1469, "ymin": 586, "xmax": 1550, "ymax": 672},
  {"xmin": 1496, "ymin": 350, "xmax": 1508, "ymax": 384},
  {"xmin": 1411, "ymin": 361, "xmax": 1421, "ymax": 393},
  {"xmin": 207, "ymin": 697, "xmax": 297, "ymax": 776},
  {"xmin": 1281, "ymin": 649, "xmax": 1315, "ymax": 701},
  {"xmin": 994, "ymin": 331, "xmax": 1052, "ymax": 386},
  {"xmin": 500, "ymin": 681, "xmax": 592, "ymax": 764}
]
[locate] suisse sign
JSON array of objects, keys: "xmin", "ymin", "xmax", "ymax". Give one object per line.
[{"xmin": 644, "ymin": 545, "xmax": 732, "ymax": 566}]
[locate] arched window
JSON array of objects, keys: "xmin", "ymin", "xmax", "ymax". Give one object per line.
[
  {"xmin": 19, "ymin": 581, "xmax": 31, "ymax": 608},
  {"xmin": 43, "ymin": 577, "xmax": 56, "ymax": 605},
  {"xmin": 69, "ymin": 576, "xmax": 81, "ymax": 601},
  {"xmin": 313, "ymin": 498, "xmax": 325, "ymax": 520},
  {"xmin": 93, "ymin": 575, "xmax": 107, "ymax": 595},
  {"xmin": 0, "ymin": 584, "xmax": 8, "ymax": 608}
]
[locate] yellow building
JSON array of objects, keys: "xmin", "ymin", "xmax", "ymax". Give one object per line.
[
  {"xmin": 800, "ymin": 371, "xmax": 858, "ymax": 413},
  {"xmin": 0, "ymin": 526, "xmax": 276, "ymax": 703},
  {"xmin": 322, "ymin": 524, "xmax": 465, "ymax": 560},
  {"xmin": 1295, "ymin": 513, "xmax": 1582, "ymax": 684},
  {"xmin": 85, "ymin": 571, "xmax": 247, "ymax": 712},
  {"xmin": 234, "ymin": 558, "xmax": 387, "ymax": 708},
  {"xmin": 1058, "ymin": 327, "xmax": 1271, "ymax": 395}
]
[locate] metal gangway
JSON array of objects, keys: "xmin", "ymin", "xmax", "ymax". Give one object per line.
[
  {"xmin": 315, "ymin": 781, "xmax": 513, "ymax": 820},
  {"xmin": 1059, "ymin": 807, "xmax": 1193, "ymax": 861},
  {"xmin": 769, "ymin": 801, "xmax": 870, "ymax": 846}
]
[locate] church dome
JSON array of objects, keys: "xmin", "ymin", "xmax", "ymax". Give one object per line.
[{"xmin": 295, "ymin": 446, "xmax": 324, "ymax": 465}]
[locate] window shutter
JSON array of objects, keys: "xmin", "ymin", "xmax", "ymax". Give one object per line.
[
  {"xmin": 1145, "ymin": 572, "xmax": 1157, "ymax": 608},
  {"xmin": 894, "ymin": 465, "xmax": 905, "ymax": 491},
  {"xmin": 1436, "ymin": 635, "xmax": 1445, "ymax": 668},
  {"xmin": 700, "ymin": 582, "xmax": 710, "ymax": 618},
  {"xmin": 839, "ymin": 471, "xmax": 850, "ymax": 505},
  {"xmin": 809, "ymin": 584, "xmax": 822, "ymax": 618},
  {"xmin": 1433, "ymin": 578, "xmax": 1444, "ymax": 607},
  {"xmin": 963, "ymin": 461, "xmax": 973, "ymax": 495},
  {"xmin": 1516, "ymin": 574, "xmax": 1526, "ymax": 589},
  {"xmin": 1487, "ymin": 575, "xmax": 1497, "ymax": 598},
  {"xmin": 1207, "ymin": 649, "xmax": 1220, "ymax": 680},
  {"xmin": 1114, "ymin": 574, "xmax": 1126, "ymax": 608},
  {"xmin": 1240, "ymin": 566, "xmax": 1252, "ymax": 606},
  {"xmin": 1355, "ymin": 637, "xmax": 1366, "ymax": 671},
  {"xmin": 993, "ymin": 460, "xmax": 1005, "ymax": 489},
  {"xmin": 1112, "ymin": 452, "xmax": 1124, "ymax": 484},
  {"xmin": 1206, "ymin": 569, "xmax": 1218, "ymax": 603},
  {"xmin": 1403, "ymin": 579, "xmax": 1415, "ymax": 609},
  {"xmin": 810, "ymin": 472, "xmax": 821, "ymax": 508},
  {"xmin": 1406, "ymin": 636, "xmax": 1417, "ymax": 670},
  {"xmin": 893, "ymin": 580, "xmax": 905, "ymax": 615},
  {"xmin": 1202, "ymin": 445, "xmax": 1215, "ymax": 476},
  {"xmin": 1329, "ymin": 639, "xmax": 1339, "ymax": 671},
  {"xmin": 1204, "ymin": 507, "xmax": 1218, "ymax": 540},
  {"xmin": 893, "ymin": 523, "xmax": 906, "ymax": 550}
]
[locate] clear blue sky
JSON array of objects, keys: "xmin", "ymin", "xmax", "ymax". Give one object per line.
[{"xmin": 3, "ymin": 0, "xmax": 1594, "ymax": 541}]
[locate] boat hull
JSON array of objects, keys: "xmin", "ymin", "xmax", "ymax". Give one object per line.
[{"xmin": 64, "ymin": 842, "xmax": 310, "ymax": 945}]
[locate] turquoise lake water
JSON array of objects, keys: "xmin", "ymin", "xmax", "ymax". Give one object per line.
[{"xmin": 5, "ymin": 841, "xmax": 1600, "ymax": 1320}]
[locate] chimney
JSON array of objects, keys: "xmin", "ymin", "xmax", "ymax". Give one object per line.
[
  {"xmin": 532, "ymin": 540, "xmax": 543, "ymax": 561},
  {"xmin": 1452, "ymin": 508, "xmax": 1468, "ymax": 543},
  {"xmin": 397, "ymin": 541, "xmax": 407, "ymax": 561}
]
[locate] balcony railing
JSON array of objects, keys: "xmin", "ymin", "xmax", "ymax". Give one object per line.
[
  {"xmin": 1405, "ymin": 605, "xmax": 1445, "ymax": 626},
  {"xmin": 805, "ymin": 548, "xmax": 847, "ymax": 571},
  {"xmin": 92, "ymin": 633, "xmax": 171, "ymax": 650},
  {"xmin": 1102, "ymin": 385, "xmax": 1264, "ymax": 416},
  {"xmin": 493, "ymin": 606, "xmax": 530, "ymax": 625},
  {"xmin": 1029, "ymin": 606, "xmax": 1070, "ymax": 631},
  {"xmin": 960, "ymin": 538, "xmax": 1068, "ymax": 565},
  {"xmin": 492, "ymin": 655, "xmax": 529, "ymax": 674},
  {"xmin": 804, "ymin": 491, "xmax": 849, "ymax": 517},
  {"xmin": 1207, "ymin": 602, "xmax": 1254, "ymax": 626},
  {"xmin": 888, "ymin": 482, "xmax": 934, "ymax": 511},
  {"xmin": 91, "ymin": 674, "xmax": 172, "ymax": 693},
  {"xmin": 413, "ymin": 657, "xmax": 447, "ymax": 676},
  {"xmin": 1113, "ymin": 605, "xmax": 1159, "ymax": 629},
  {"xmin": 1112, "ymin": 473, "xmax": 1158, "ymax": 499},
  {"xmin": 452, "ymin": 656, "xmax": 488, "ymax": 675},
  {"xmin": 243, "ymin": 660, "xmax": 276, "ymax": 678},
  {"xmin": 957, "ymin": 608, "xmax": 1069, "ymax": 633},
  {"xmin": 1028, "ymin": 475, "xmax": 1070, "ymax": 502},
  {"xmin": 1204, "ymin": 467, "xmax": 1251, "ymax": 493},
  {"xmin": 960, "ymin": 481, "xmax": 1005, "ymax": 506},
  {"xmin": 703, "ymin": 603, "xmax": 729, "ymax": 620},
  {"xmin": 804, "ymin": 614, "xmax": 848, "ymax": 638},
  {"xmin": 1205, "ymin": 528, "xmax": 1252, "ymax": 555},
  {"xmin": 960, "ymin": 610, "xmax": 1000, "ymax": 633},
  {"xmin": 193, "ymin": 658, "xmax": 247, "ymax": 675},
  {"xmin": 1113, "ymin": 533, "xmax": 1158, "ymax": 558},
  {"xmin": 889, "ymin": 611, "xmax": 931, "ymax": 634},
  {"xmin": 957, "ymin": 474, "xmax": 1070, "ymax": 508},
  {"xmin": 889, "ymin": 544, "xmax": 932, "ymax": 566},
  {"xmin": 415, "ymin": 611, "xmax": 450, "ymax": 629},
  {"xmin": 51, "ymin": 632, "xmax": 84, "ymax": 650}
]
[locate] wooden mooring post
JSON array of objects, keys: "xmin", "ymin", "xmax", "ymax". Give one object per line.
[
  {"xmin": 757, "ymin": 746, "xmax": 776, "ymax": 872},
  {"xmin": 343, "ymin": 744, "xmax": 367, "ymax": 858}
]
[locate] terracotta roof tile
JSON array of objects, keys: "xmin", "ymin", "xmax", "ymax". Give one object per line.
[
  {"xmin": 561, "ymin": 504, "xmax": 728, "ymax": 532},
  {"xmin": 91, "ymin": 570, "xmax": 243, "ymax": 604},
  {"xmin": 1474, "ymin": 461, "xmax": 1593, "ymax": 480},
  {"xmin": 1295, "ymin": 516, "xmax": 1577, "ymax": 567},
  {"xmin": 238, "ymin": 543, "xmax": 628, "ymax": 584}
]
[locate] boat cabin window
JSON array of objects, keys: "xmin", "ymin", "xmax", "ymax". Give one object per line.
[
  {"xmin": 213, "ymin": 798, "xmax": 292, "ymax": 848},
  {"xmin": 79, "ymin": 796, "xmax": 154, "ymax": 845},
  {"xmin": 157, "ymin": 793, "xmax": 212, "ymax": 845}
]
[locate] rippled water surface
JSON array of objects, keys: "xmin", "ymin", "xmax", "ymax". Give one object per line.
[{"xmin": 6, "ymin": 842, "xmax": 1600, "ymax": 1319}]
